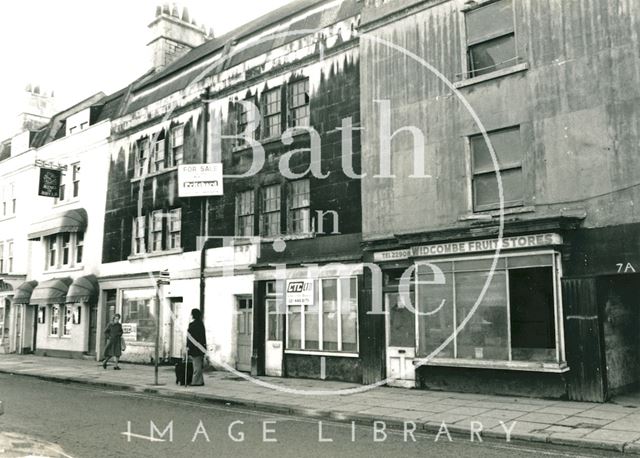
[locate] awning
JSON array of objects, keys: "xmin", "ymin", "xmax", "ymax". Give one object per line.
[
  {"xmin": 0, "ymin": 280, "xmax": 12, "ymax": 292},
  {"xmin": 12, "ymin": 280, "xmax": 38, "ymax": 305},
  {"xmin": 27, "ymin": 208, "xmax": 88, "ymax": 240},
  {"xmin": 30, "ymin": 278, "xmax": 73, "ymax": 305},
  {"xmin": 66, "ymin": 275, "xmax": 98, "ymax": 304}
]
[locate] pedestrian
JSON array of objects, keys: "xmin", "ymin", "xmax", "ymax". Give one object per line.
[
  {"xmin": 102, "ymin": 314, "xmax": 123, "ymax": 370},
  {"xmin": 187, "ymin": 308, "xmax": 206, "ymax": 386}
]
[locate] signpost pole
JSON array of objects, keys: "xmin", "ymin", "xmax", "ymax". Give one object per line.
[{"xmin": 154, "ymin": 281, "xmax": 160, "ymax": 386}]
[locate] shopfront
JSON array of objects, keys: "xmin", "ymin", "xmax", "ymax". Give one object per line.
[
  {"xmin": 375, "ymin": 233, "xmax": 569, "ymax": 397},
  {"xmin": 253, "ymin": 263, "xmax": 363, "ymax": 383}
]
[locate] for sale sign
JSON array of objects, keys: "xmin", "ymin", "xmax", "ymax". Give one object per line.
[
  {"xmin": 286, "ymin": 279, "xmax": 314, "ymax": 306},
  {"xmin": 177, "ymin": 163, "xmax": 223, "ymax": 197}
]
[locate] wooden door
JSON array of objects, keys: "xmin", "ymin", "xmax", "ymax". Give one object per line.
[
  {"xmin": 236, "ymin": 297, "xmax": 253, "ymax": 372},
  {"xmin": 88, "ymin": 304, "xmax": 98, "ymax": 355}
]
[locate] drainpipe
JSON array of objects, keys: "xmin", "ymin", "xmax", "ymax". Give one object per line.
[{"xmin": 199, "ymin": 87, "xmax": 211, "ymax": 315}]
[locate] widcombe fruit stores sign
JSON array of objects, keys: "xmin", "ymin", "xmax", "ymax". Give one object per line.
[{"xmin": 373, "ymin": 233, "xmax": 563, "ymax": 262}]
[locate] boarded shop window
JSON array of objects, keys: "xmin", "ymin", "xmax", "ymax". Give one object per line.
[
  {"xmin": 262, "ymin": 88, "xmax": 282, "ymax": 138},
  {"xmin": 465, "ymin": 0, "xmax": 517, "ymax": 77},
  {"xmin": 286, "ymin": 277, "xmax": 358, "ymax": 353},
  {"xmin": 170, "ymin": 125, "xmax": 184, "ymax": 166},
  {"xmin": 169, "ymin": 208, "xmax": 181, "ymax": 249},
  {"xmin": 235, "ymin": 190, "xmax": 255, "ymax": 236},
  {"xmin": 470, "ymin": 126, "xmax": 523, "ymax": 211},
  {"xmin": 288, "ymin": 79, "xmax": 310, "ymax": 127},
  {"xmin": 260, "ymin": 185, "xmax": 281, "ymax": 237},
  {"xmin": 121, "ymin": 289, "xmax": 156, "ymax": 343},
  {"xmin": 416, "ymin": 253, "xmax": 560, "ymax": 364},
  {"xmin": 288, "ymin": 179, "xmax": 310, "ymax": 235}
]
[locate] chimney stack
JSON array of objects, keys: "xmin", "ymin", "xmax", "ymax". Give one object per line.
[
  {"xmin": 148, "ymin": 3, "xmax": 213, "ymax": 71},
  {"xmin": 16, "ymin": 84, "xmax": 56, "ymax": 133}
]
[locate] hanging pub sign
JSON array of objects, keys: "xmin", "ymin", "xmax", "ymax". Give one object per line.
[{"xmin": 38, "ymin": 167, "xmax": 62, "ymax": 197}]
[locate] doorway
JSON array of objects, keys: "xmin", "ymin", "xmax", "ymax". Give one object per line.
[
  {"xmin": 236, "ymin": 296, "xmax": 253, "ymax": 372},
  {"xmin": 87, "ymin": 303, "xmax": 98, "ymax": 355},
  {"xmin": 385, "ymin": 291, "xmax": 417, "ymax": 388},
  {"xmin": 0, "ymin": 299, "xmax": 9, "ymax": 353},
  {"xmin": 169, "ymin": 297, "xmax": 184, "ymax": 359}
]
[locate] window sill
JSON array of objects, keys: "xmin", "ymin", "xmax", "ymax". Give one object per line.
[
  {"xmin": 0, "ymin": 214, "xmax": 16, "ymax": 222},
  {"xmin": 232, "ymin": 129, "xmax": 309, "ymax": 153},
  {"xmin": 128, "ymin": 248, "xmax": 184, "ymax": 261},
  {"xmin": 130, "ymin": 166, "xmax": 178, "ymax": 183},
  {"xmin": 459, "ymin": 206, "xmax": 535, "ymax": 221},
  {"xmin": 454, "ymin": 62, "xmax": 529, "ymax": 89},
  {"xmin": 53, "ymin": 198, "xmax": 80, "ymax": 209},
  {"xmin": 285, "ymin": 350, "xmax": 359, "ymax": 358},
  {"xmin": 415, "ymin": 357, "xmax": 569, "ymax": 373},
  {"xmin": 44, "ymin": 265, "xmax": 84, "ymax": 274}
]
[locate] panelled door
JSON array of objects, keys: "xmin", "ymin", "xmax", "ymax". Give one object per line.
[
  {"xmin": 385, "ymin": 292, "xmax": 417, "ymax": 387},
  {"xmin": 169, "ymin": 298, "xmax": 184, "ymax": 359},
  {"xmin": 236, "ymin": 296, "xmax": 253, "ymax": 372}
]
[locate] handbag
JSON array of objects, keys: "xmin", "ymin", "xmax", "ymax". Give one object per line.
[{"xmin": 121, "ymin": 337, "xmax": 127, "ymax": 352}]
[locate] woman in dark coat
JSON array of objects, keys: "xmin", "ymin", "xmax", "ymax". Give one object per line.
[
  {"xmin": 187, "ymin": 308, "xmax": 207, "ymax": 386},
  {"xmin": 102, "ymin": 314, "xmax": 123, "ymax": 370}
]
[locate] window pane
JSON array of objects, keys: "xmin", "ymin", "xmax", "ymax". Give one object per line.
[
  {"xmin": 122, "ymin": 290, "xmax": 156, "ymax": 343},
  {"xmin": 288, "ymin": 305, "xmax": 302, "ymax": 349},
  {"xmin": 267, "ymin": 299, "xmax": 282, "ymax": 341},
  {"xmin": 417, "ymin": 262, "xmax": 454, "ymax": 358},
  {"xmin": 472, "ymin": 128, "xmax": 522, "ymax": 172},
  {"xmin": 469, "ymin": 34, "xmax": 516, "ymax": 77},
  {"xmin": 455, "ymin": 269, "xmax": 509, "ymax": 360},
  {"xmin": 305, "ymin": 303, "xmax": 319, "ymax": 350},
  {"xmin": 466, "ymin": 0, "xmax": 514, "ymax": 44},
  {"xmin": 507, "ymin": 254, "xmax": 553, "ymax": 269},
  {"xmin": 322, "ymin": 279, "xmax": 338, "ymax": 351},
  {"xmin": 340, "ymin": 278, "xmax": 358, "ymax": 352},
  {"xmin": 473, "ymin": 168, "xmax": 523, "ymax": 210},
  {"xmin": 509, "ymin": 267, "xmax": 556, "ymax": 362}
]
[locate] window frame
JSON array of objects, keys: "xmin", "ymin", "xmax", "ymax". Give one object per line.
[
  {"xmin": 262, "ymin": 87, "xmax": 282, "ymax": 139},
  {"xmin": 45, "ymin": 233, "xmax": 83, "ymax": 271},
  {"xmin": 235, "ymin": 190, "xmax": 255, "ymax": 236},
  {"xmin": 63, "ymin": 305, "xmax": 73, "ymax": 337},
  {"xmin": 72, "ymin": 163, "xmax": 80, "ymax": 198},
  {"xmin": 468, "ymin": 126, "xmax": 524, "ymax": 212},
  {"xmin": 259, "ymin": 185, "xmax": 281, "ymax": 237},
  {"xmin": 285, "ymin": 277, "xmax": 359, "ymax": 355},
  {"xmin": 287, "ymin": 179, "xmax": 311, "ymax": 235},
  {"xmin": 169, "ymin": 208, "xmax": 182, "ymax": 250},
  {"xmin": 413, "ymin": 250, "xmax": 566, "ymax": 372},
  {"xmin": 462, "ymin": 0, "xmax": 519, "ymax": 79},
  {"xmin": 288, "ymin": 78, "xmax": 310, "ymax": 128},
  {"xmin": 150, "ymin": 210, "xmax": 164, "ymax": 252},
  {"xmin": 50, "ymin": 304, "xmax": 60, "ymax": 336},
  {"xmin": 170, "ymin": 125, "xmax": 184, "ymax": 167},
  {"xmin": 132, "ymin": 216, "xmax": 146, "ymax": 255},
  {"xmin": 135, "ymin": 138, "xmax": 150, "ymax": 177}
]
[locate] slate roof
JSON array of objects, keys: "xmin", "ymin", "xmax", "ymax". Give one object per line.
[{"xmin": 124, "ymin": 0, "xmax": 361, "ymax": 114}]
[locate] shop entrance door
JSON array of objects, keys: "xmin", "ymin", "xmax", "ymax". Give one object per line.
[
  {"xmin": 385, "ymin": 292, "xmax": 416, "ymax": 388},
  {"xmin": 169, "ymin": 298, "xmax": 183, "ymax": 359},
  {"xmin": 0, "ymin": 299, "xmax": 8, "ymax": 353},
  {"xmin": 87, "ymin": 303, "xmax": 98, "ymax": 355},
  {"xmin": 14, "ymin": 304, "xmax": 22, "ymax": 353},
  {"xmin": 236, "ymin": 296, "xmax": 253, "ymax": 372},
  {"xmin": 265, "ymin": 298, "xmax": 284, "ymax": 376}
]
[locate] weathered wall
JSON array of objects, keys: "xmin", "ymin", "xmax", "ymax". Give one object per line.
[{"xmin": 360, "ymin": 0, "xmax": 640, "ymax": 241}]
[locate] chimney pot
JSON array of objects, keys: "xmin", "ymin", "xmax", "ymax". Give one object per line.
[
  {"xmin": 181, "ymin": 6, "xmax": 190, "ymax": 23},
  {"xmin": 171, "ymin": 3, "xmax": 180, "ymax": 18},
  {"xmin": 155, "ymin": 5, "xmax": 161, "ymax": 16}
]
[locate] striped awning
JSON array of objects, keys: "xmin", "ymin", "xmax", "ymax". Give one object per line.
[
  {"xmin": 27, "ymin": 208, "xmax": 87, "ymax": 240},
  {"xmin": 12, "ymin": 280, "xmax": 38, "ymax": 305},
  {"xmin": 30, "ymin": 278, "xmax": 73, "ymax": 305},
  {"xmin": 66, "ymin": 275, "xmax": 98, "ymax": 304}
]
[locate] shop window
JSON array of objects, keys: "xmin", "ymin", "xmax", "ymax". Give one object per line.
[
  {"xmin": 37, "ymin": 306, "xmax": 46, "ymax": 324},
  {"xmin": 235, "ymin": 190, "xmax": 255, "ymax": 236},
  {"xmin": 465, "ymin": 0, "xmax": 517, "ymax": 78},
  {"xmin": 288, "ymin": 179, "xmax": 310, "ymax": 235},
  {"xmin": 470, "ymin": 126, "xmax": 523, "ymax": 211},
  {"xmin": 288, "ymin": 79, "xmax": 310, "ymax": 127},
  {"xmin": 132, "ymin": 216, "xmax": 146, "ymax": 255},
  {"xmin": 416, "ymin": 253, "xmax": 560, "ymax": 365},
  {"xmin": 262, "ymin": 88, "xmax": 282, "ymax": 139},
  {"xmin": 73, "ymin": 306, "xmax": 82, "ymax": 325},
  {"xmin": 135, "ymin": 138, "xmax": 150, "ymax": 177},
  {"xmin": 286, "ymin": 277, "xmax": 358, "ymax": 353},
  {"xmin": 260, "ymin": 185, "xmax": 281, "ymax": 237},
  {"xmin": 72, "ymin": 163, "xmax": 80, "ymax": 197},
  {"xmin": 63, "ymin": 306, "xmax": 73, "ymax": 336},
  {"xmin": 170, "ymin": 125, "xmax": 184, "ymax": 166},
  {"xmin": 121, "ymin": 289, "xmax": 156, "ymax": 342},
  {"xmin": 50, "ymin": 304, "xmax": 60, "ymax": 336},
  {"xmin": 76, "ymin": 232, "xmax": 84, "ymax": 264},
  {"xmin": 151, "ymin": 210, "xmax": 163, "ymax": 252},
  {"xmin": 169, "ymin": 208, "xmax": 182, "ymax": 249},
  {"xmin": 105, "ymin": 289, "xmax": 117, "ymax": 323},
  {"xmin": 150, "ymin": 133, "xmax": 166, "ymax": 173}
]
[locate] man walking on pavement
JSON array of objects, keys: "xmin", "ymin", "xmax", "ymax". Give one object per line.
[{"xmin": 187, "ymin": 308, "xmax": 206, "ymax": 386}]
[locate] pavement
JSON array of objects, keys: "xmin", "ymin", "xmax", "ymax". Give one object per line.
[{"xmin": 1, "ymin": 354, "xmax": 640, "ymax": 454}]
